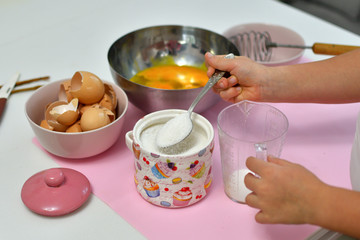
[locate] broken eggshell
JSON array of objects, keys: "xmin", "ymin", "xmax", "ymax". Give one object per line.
[
  {"xmin": 40, "ymin": 72, "xmax": 118, "ymax": 133},
  {"xmin": 45, "ymin": 98, "xmax": 79, "ymax": 131},
  {"xmin": 99, "ymin": 83, "xmax": 117, "ymax": 113},
  {"xmin": 40, "ymin": 119, "xmax": 54, "ymax": 131},
  {"xmin": 66, "ymin": 120, "xmax": 82, "ymax": 133},
  {"xmin": 80, "ymin": 105, "xmax": 115, "ymax": 131},
  {"xmin": 70, "ymin": 71, "xmax": 105, "ymax": 105},
  {"xmin": 58, "ymin": 79, "xmax": 73, "ymax": 102},
  {"xmin": 79, "ymin": 104, "xmax": 92, "ymax": 115}
]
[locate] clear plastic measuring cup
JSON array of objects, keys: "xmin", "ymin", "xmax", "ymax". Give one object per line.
[{"xmin": 217, "ymin": 100, "xmax": 289, "ymax": 203}]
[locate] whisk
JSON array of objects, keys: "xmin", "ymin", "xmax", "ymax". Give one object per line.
[{"xmin": 228, "ymin": 31, "xmax": 360, "ymax": 62}]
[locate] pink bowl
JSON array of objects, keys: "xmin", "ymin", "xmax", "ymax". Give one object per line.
[{"xmin": 25, "ymin": 80, "xmax": 128, "ymax": 159}]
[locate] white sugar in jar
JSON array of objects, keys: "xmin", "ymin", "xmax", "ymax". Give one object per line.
[{"xmin": 140, "ymin": 122, "xmax": 208, "ymax": 155}]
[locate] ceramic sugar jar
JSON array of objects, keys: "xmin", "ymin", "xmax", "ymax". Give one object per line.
[{"xmin": 125, "ymin": 109, "xmax": 214, "ymax": 208}]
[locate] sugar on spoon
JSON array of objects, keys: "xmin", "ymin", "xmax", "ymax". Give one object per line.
[{"xmin": 156, "ymin": 53, "xmax": 235, "ymax": 148}]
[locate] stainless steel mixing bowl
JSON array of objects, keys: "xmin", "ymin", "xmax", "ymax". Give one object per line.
[{"xmin": 107, "ymin": 25, "xmax": 239, "ymax": 113}]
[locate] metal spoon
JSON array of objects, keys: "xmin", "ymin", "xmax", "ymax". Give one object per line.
[{"xmin": 156, "ymin": 53, "xmax": 235, "ymax": 148}]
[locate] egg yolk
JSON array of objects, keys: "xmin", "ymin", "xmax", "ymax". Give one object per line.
[{"xmin": 130, "ymin": 65, "xmax": 208, "ymax": 90}]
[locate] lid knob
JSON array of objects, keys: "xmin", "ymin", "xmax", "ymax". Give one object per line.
[{"xmin": 44, "ymin": 168, "xmax": 65, "ymax": 187}]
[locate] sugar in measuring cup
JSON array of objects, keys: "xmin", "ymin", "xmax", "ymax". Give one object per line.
[{"xmin": 217, "ymin": 100, "xmax": 289, "ymax": 203}]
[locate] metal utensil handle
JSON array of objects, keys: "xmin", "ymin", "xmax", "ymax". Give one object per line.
[
  {"xmin": 188, "ymin": 53, "xmax": 235, "ymax": 114},
  {"xmin": 267, "ymin": 43, "xmax": 311, "ymax": 49}
]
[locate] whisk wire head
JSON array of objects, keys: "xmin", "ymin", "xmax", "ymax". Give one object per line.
[{"xmin": 228, "ymin": 31, "xmax": 272, "ymax": 62}]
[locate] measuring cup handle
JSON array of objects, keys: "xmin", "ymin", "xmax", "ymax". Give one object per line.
[
  {"xmin": 255, "ymin": 143, "xmax": 267, "ymax": 161},
  {"xmin": 125, "ymin": 131, "xmax": 134, "ymax": 151}
]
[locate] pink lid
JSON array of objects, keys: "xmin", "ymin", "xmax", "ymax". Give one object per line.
[{"xmin": 21, "ymin": 168, "xmax": 91, "ymax": 216}]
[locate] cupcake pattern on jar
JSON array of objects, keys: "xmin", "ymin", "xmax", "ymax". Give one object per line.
[
  {"xmin": 132, "ymin": 139, "xmax": 214, "ymax": 208},
  {"xmin": 188, "ymin": 160, "xmax": 206, "ymax": 179},
  {"xmin": 204, "ymin": 166, "xmax": 212, "ymax": 193},
  {"xmin": 173, "ymin": 187, "xmax": 192, "ymax": 207},
  {"xmin": 143, "ymin": 176, "xmax": 160, "ymax": 198},
  {"xmin": 132, "ymin": 142, "xmax": 141, "ymax": 160},
  {"xmin": 151, "ymin": 159, "xmax": 177, "ymax": 179}
]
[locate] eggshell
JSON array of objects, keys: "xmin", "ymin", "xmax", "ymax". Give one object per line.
[
  {"xmin": 46, "ymin": 119, "xmax": 68, "ymax": 132},
  {"xmin": 49, "ymin": 99, "xmax": 79, "ymax": 126},
  {"xmin": 45, "ymin": 99, "xmax": 79, "ymax": 131},
  {"xmin": 66, "ymin": 121, "xmax": 82, "ymax": 133},
  {"xmin": 45, "ymin": 102, "xmax": 69, "ymax": 132},
  {"xmin": 59, "ymin": 79, "xmax": 73, "ymax": 102},
  {"xmin": 79, "ymin": 104, "xmax": 92, "ymax": 115},
  {"xmin": 70, "ymin": 71, "xmax": 105, "ymax": 105},
  {"xmin": 40, "ymin": 120, "xmax": 54, "ymax": 131},
  {"xmin": 57, "ymin": 111, "xmax": 79, "ymax": 126},
  {"xmin": 99, "ymin": 93, "xmax": 112, "ymax": 111},
  {"xmin": 80, "ymin": 107, "xmax": 112, "ymax": 131},
  {"xmin": 99, "ymin": 83, "xmax": 117, "ymax": 113},
  {"xmin": 95, "ymin": 104, "xmax": 116, "ymax": 122}
]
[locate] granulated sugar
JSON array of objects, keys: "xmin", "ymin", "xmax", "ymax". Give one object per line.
[
  {"xmin": 156, "ymin": 113, "xmax": 192, "ymax": 148},
  {"xmin": 140, "ymin": 123, "xmax": 207, "ymax": 155},
  {"xmin": 224, "ymin": 169, "xmax": 253, "ymax": 203}
]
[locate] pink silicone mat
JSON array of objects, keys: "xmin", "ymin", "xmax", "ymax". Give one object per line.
[{"xmin": 33, "ymin": 98, "xmax": 360, "ymax": 240}]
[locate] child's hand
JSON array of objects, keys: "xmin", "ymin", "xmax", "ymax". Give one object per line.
[
  {"xmin": 244, "ymin": 156, "xmax": 326, "ymax": 224},
  {"xmin": 205, "ymin": 52, "xmax": 268, "ymax": 103}
]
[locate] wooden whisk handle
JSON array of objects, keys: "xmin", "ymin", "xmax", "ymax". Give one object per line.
[{"xmin": 312, "ymin": 43, "xmax": 360, "ymax": 55}]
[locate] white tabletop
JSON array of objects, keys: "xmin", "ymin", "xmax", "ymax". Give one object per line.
[{"xmin": 1, "ymin": 0, "xmax": 360, "ymax": 239}]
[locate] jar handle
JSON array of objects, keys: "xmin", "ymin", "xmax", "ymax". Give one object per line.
[{"xmin": 125, "ymin": 131, "xmax": 134, "ymax": 151}]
